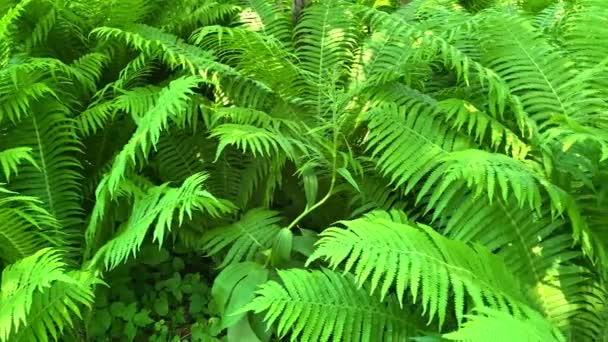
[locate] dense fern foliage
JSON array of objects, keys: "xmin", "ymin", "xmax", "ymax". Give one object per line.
[{"xmin": 1, "ymin": 0, "xmax": 607, "ymax": 341}]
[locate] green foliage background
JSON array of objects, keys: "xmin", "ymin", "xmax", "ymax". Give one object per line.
[{"xmin": 0, "ymin": 0, "xmax": 607, "ymax": 341}]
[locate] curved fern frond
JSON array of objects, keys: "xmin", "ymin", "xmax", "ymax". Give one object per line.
[
  {"xmin": 0, "ymin": 248, "xmax": 98, "ymax": 342},
  {"xmin": 0, "ymin": 147, "xmax": 38, "ymax": 182},
  {"xmin": 294, "ymin": 0, "xmax": 359, "ymax": 112},
  {"xmin": 364, "ymin": 100, "xmax": 469, "ymax": 194},
  {"xmin": 192, "ymin": 25, "xmax": 305, "ymax": 106},
  {"xmin": 5, "ymin": 105, "xmax": 84, "ymax": 250},
  {"xmin": 562, "ymin": 0, "xmax": 608, "ymax": 68},
  {"xmin": 93, "ymin": 24, "xmax": 231, "ymax": 77},
  {"xmin": 202, "ymin": 208, "xmax": 283, "ymax": 267},
  {"xmin": 159, "ymin": 0, "xmax": 239, "ymax": 34},
  {"xmin": 0, "ymin": 63, "xmax": 58, "ymax": 125},
  {"xmin": 90, "ymin": 173, "xmax": 234, "ymax": 270},
  {"xmin": 420, "ymin": 149, "xmax": 569, "ymax": 215},
  {"xmin": 9, "ymin": 270, "xmax": 99, "ymax": 342},
  {"xmin": 210, "ymin": 106, "xmax": 310, "ymax": 160},
  {"xmin": 436, "ymin": 98, "xmax": 530, "ymax": 159},
  {"xmin": 443, "ymin": 307, "xmax": 565, "ymax": 342},
  {"xmin": 308, "ymin": 211, "xmax": 531, "ymax": 326},
  {"xmin": 236, "ymin": 0, "xmax": 292, "ymax": 42},
  {"xmin": 76, "ymin": 99, "xmax": 117, "ymax": 138},
  {"xmin": 362, "ymin": 6, "xmax": 513, "ymax": 116},
  {"xmin": 244, "ymin": 269, "xmax": 416, "ymax": 341},
  {"xmin": 154, "ymin": 130, "xmax": 207, "ymax": 182},
  {"xmin": 0, "ymin": 0, "xmax": 33, "ymax": 66},
  {"xmin": 211, "ymin": 123, "xmax": 297, "ymax": 160},
  {"xmin": 0, "ymin": 187, "xmax": 58, "ymax": 263},
  {"xmin": 103, "ymin": 76, "xmax": 201, "ymax": 195},
  {"xmin": 67, "ymin": 52, "xmax": 109, "ymax": 94},
  {"xmin": 478, "ymin": 11, "xmax": 600, "ymax": 127}
]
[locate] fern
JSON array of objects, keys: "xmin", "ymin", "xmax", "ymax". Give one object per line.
[
  {"xmin": 0, "ymin": 0, "xmax": 33, "ymax": 66},
  {"xmin": 0, "ymin": 147, "xmax": 38, "ymax": 182},
  {"xmin": 364, "ymin": 100, "xmax": 469, "ymax": 194},
  {"xmin": 0, "ymin": 187, "xmax": 58, "ymax": 263},
  {"xmin": 308, "ymin": 211, "xmax": 532, "ymax": 326},
  {"xmin": 103, "ymin": 76, "xmax": 201, "ymax": 195},
  {"xmin": 420, "ymin": 149, "xmax": 570, "ymax": 214},
  {"xmin": 202, "ymin": 208, "xmax": 283, "ymax": 267},
  {"xmin": 477, "ymin": 11, "xmax": 601, "ymax": 128},
  {"xmin": 2, "ymin": 105, "xmax": 84, "ymax": 259},
  {"xmin": 93, "ymin": 24, "xmax": 232, "ymax": 77},
  {"xmin": 0, "ymin": 248, "xmax": 98, "ymax": 342},
  {"xmin": 443, "ymin": 307, "xmax": 566, "ymax": 342},
  {"xmin": 2, "ymin": 0, "xmax": 608, "ymax": 340},
  {"xmin": 244, "ymin": 269, "xmax": 416, "ymax": 341},
  {"xmin": 90, "ymin": 173, "xmax": 233, "ymax": 270}
]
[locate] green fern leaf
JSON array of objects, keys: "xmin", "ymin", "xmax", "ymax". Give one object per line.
[
  {"xmin": 202, "ymin": 208, "xmax": 283, "ymax": 267},
  {"xmin": 436, "ymin": 98, "xmax": 530, "ymax": 159},
  {"xmin": 236, "ymin": 0, "xmax": 292, "ymax": 42},
  {"xmin": 478, "ymin": 11, "xmax": 600, "ymax": 127},
  {"xmin": 0, "ymin": 0, "xmax": 33, "ymax": 66},
  {"xmin": 0, "ymin": 248, "xmax": 98, "ymax": 342},
  {"xmin": 364, "ymin": 100, "xmax": 469, "ymax": 194},
  {"xmin": 0, "ymin": 147, "xmax": 38, "ymax": 182},
  {"xmin": 104, "ymin": 76, "xmax": 200, "ymax": 195},
  {"xmin": 93, "ymin": 24, "xmax": 230, "ymax": 76},
  {"xmin": 90, "ymin": 173, "xmax": 233, "ymax": 270},
  {"xmin": 308, "ymin": 211, "xmax": 531, "ymax": 326},
  {"xmin": 420, "ymin": 149, "xmax": 570, "ymax": 214},
  {"xmin": 443, "ymin": 307, "xmax": 565, "ymax": 342},
  {"xmin": 4, "ymin": 105, "xmax": 84, "ymax": 253},
  {"xmin": 244, "ymin": 268, "xmax": 415, "ymax": 341},
  {"xmin": 0, "ymin": 187, "xmax": 58, "ymax": 262}
]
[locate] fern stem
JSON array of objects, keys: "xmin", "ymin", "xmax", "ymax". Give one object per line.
[
  {"xmin": 286, "ymin": 173, "xmax": 336, "ymax": 230},
  {"xmin": 287, "ymin": 96, "xmax": 341, "ymax": 230}
]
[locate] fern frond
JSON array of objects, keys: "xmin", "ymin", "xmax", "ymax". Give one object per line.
[
  {"xmin": 154, "ymin": 130, "xmax": 207, "ymax": 182},
  {"xmin": 362, "ymin": 6, "xmax": 513, "ymax": 116},
  {"xmin": 364, "ymin": 100, "xmax": 469, "ymax": 194},
  {"xmin": 192, "ymin": 25, "xmax": 304, "ymax": 104},
  {"xmin": 21, "ymin": 1, "xmax": 57, "ymax": 51},
  {"xmin": 0, "ymin": 0, "xmax": 32, "ymax": 66},
  {"xmin": 0, "ymin": 248, "xmax": 98, "ymax": 342},
  {"xmin": 294, "ymin": 0, "xmax": 359, "ymax": 112},
  {"xmin": 210, "ymin": 106, "xmax": 310, "ymax": 160},
  {"xmin": 104, "ymin": 76, "xmax": 200, "ymax": 195},
  {"xmin": 478, "ymin": 11, "xmax": 601, "ymax": 127},
  {"xmin": 159, "ymin": 1, "xmax": 239, "ymax": 34},
  {"xmin": 562, "ymin": 0, "xmax": 608, "ymax": 68},
  {"xmin": 93, "ymin": 24, "xmax": 231, "ymax": 77},
  {"xmin": 0, "ymin": 65, "xmax": 58, "ymax": 125},
  {"xmin": 244, "ymin": 269, "xmax": 415, "ymax": 341},
  {"xmin": 211, "ymin": 123, "xmax": 296, "ymax": 160},
  {"xmin": 534, "ymin": 265, "xmax": 607, "ymax": 340},
  {"xmin": 420, "ymin": 149, "xmax": 569, "ymax": 215},
  {"xmin": 9, "ymin": 270, "xmax": 99, "ymax": 342},
  {"xmin": 0, "ymin": 187, "xmax": 58, "ymax": 262},
  {"xmin": 67, "ymin": 52, "xmax": 109, "ymax": 93},
  {"xmin": 437, "ymin": 193, "xmax": 603, "ymax": 339},
  {"xmin": 0, "ymin": 147, "xmax": 38, "ymax": 182},
  {"xmin": 90, "ymin": 173, "xmax": 234, "ymax": 270},
  {"xmin": 76, "ymin": 100, "xmax": 117, "ymax": 137},
  {"xmin": 347, "ymin": 164, "xmax": 409, "ymax": 218},
  {"xmin": 308, "ymin": 211, "xmax": 531, "ymax": 326},
  {"xmin": 236, "ymin": 0, "xmax": 292, "ymax": 42},
  {"xmin": 443, "ymin": 307, "xmax": 565, "ymax": 342},
  {"xmin": 3, "ymin": 104, "xmax": 83, "ymax": 257},
  {"xmin": 202, "ymin": 208, "xmax": 283, "ymax": 267},
  {"xmin": 436, "ymin": 98, "xmax": 530, "ymax": 159}
]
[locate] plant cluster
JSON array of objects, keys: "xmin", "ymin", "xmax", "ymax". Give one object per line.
[{"xmin": 0, "ymin": 0, "xmax": 607, "ymax": 341}]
